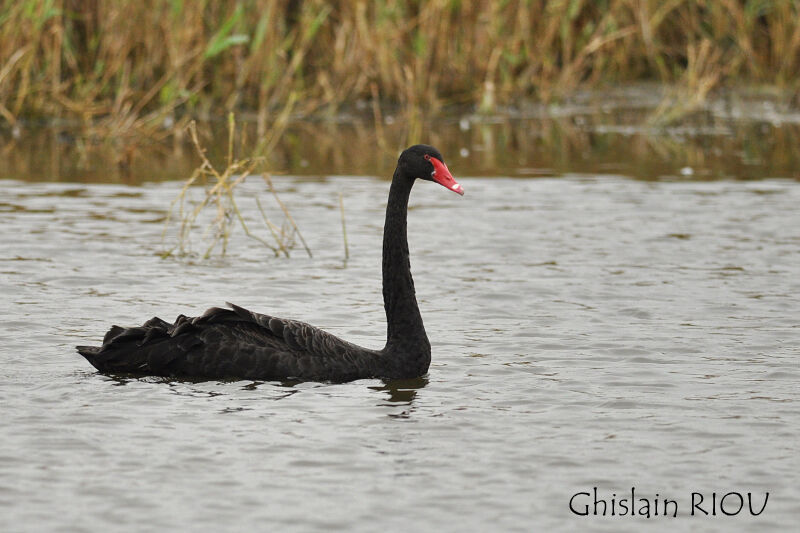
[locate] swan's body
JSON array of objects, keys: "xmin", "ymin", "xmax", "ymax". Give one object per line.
[{"xmin": 77, "ymin": 145, "xmax": 463, "ymax": 382}]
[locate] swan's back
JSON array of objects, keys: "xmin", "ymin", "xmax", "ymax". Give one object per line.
[{"xmin": 77, "ymin": 303, "xmax": 380, "ymax": 382}]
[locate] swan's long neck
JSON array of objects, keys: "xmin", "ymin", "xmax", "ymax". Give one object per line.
[{"xmin": 381, "ymin": 171, "xmax": 430, "ymax": 364}]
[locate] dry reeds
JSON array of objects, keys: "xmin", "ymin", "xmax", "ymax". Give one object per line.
[
  {"xmin": 161, "ymin": 114, "xmax": 310, "ymax": 258},
  {"xmin": 1, "ymin": 1, "xmax": 799, "ymax": 141}
]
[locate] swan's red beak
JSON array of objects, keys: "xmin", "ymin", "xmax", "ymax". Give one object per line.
[{"xmin": 430, "ymin": 156, "xmax": 464, "ymax": 195}]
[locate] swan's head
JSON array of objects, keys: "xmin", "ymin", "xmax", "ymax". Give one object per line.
[{"xmin": 400, "ymin": 144, "xmax": 464, "ymax": 195}]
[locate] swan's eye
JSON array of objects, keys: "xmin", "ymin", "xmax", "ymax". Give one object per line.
[{"xmin": 424, "ymin": 154, "xmax": 431, "ymax": 161}]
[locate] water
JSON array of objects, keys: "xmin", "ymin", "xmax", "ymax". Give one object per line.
[
  {"xmin": 4, "ymin": 86, "xmax": 800, "ymax": 184},
  {"xmin": 1, "ymin": 170, "xmax": 798, "ymax": 532}
]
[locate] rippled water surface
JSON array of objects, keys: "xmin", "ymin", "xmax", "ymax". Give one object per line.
[{"xmin": 1, "ymin": 174, "xmax": 798, "ymax": 532}]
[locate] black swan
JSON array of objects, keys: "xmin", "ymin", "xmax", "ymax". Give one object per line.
[{"xmin": 77, "ymin": 145, "xmax": 464, "ymax": 382}]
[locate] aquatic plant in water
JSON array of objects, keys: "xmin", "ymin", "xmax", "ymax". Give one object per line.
[{"xmin": 161, "ymin": 114, "xmax": 310, "ymax": 259}]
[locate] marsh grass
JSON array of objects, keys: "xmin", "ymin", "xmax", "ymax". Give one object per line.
[
  {"xmin": 161, "ymin": 114, "xmax": 310, "ymax": 259},
  {"xmin": 2, "ymin": 1, "xmax": 800, "ymax": 146}
]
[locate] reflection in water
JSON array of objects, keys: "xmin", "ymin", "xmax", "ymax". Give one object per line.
[
  {"xmin": 370, "ymin": 376, "xmax": 428, "ymax": 405},
  {"xmin": 102, "ymin": 374, "xmax": 179, "ymax": 387},
  {"xmin": 166, "ymin": 382, "xmax": 225, "ymax": 399},
  {"xmin": 3, "ymin": 89, "xmax": 800, "ymax": 183},
  {"xmin": 106, "ymin": 375, "xmax": 132, "ymax": 387}
]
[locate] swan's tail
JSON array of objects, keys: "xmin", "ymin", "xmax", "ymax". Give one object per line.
[{"xmin": 76, "ymin": 345, "xmax": 103, "ymax": 370}]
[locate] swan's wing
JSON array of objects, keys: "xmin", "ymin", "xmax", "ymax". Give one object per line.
[
  {"xmin": 221, "ymin": 303, "xmax": 362, "ymax": 359},
  {"xmin": 77, "ymin": 303, "xmax": 377, "ymax": 381}
]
